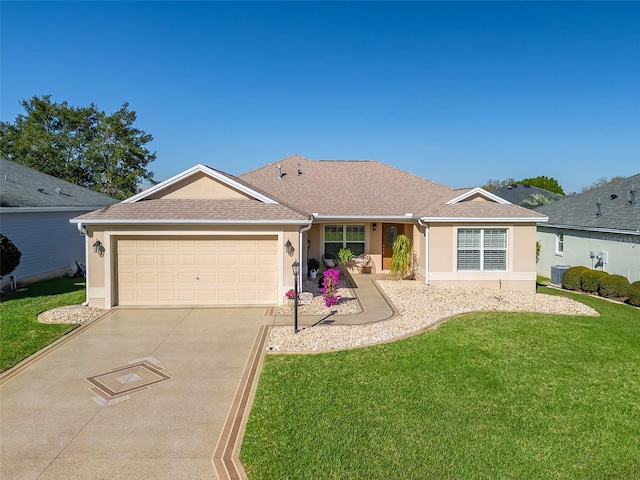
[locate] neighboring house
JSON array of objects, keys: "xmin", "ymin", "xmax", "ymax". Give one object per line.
[
  {"xmin": 535, "ymin": 174, "xmax": 640, "ymax": 283},
  {"xmin": 71, "ymin": 154, "xmax": 547, "ymax": 308},
  {"xmin": 492, "ymin": 184, "xmax": 561, "ymax": 208},
  {"xmin": 0, "ymin": 158, "xmax": 117, "ymax": 289}
]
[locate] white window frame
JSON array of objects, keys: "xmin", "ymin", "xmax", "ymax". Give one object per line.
[
  {"xmin": 555, "ymin": 233, "xmax": 564, "ymax": 256},
  {"xmin": 324, "ymin": 224, "xmax": 365, "ymax": 257},
  {"xmin": 457, "ymin": 228, "xmax": 508, "ymax": 271}
]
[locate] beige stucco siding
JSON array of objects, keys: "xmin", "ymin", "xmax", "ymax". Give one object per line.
[
  {"xmin": 426, "ymin": 222, "xmax": 537, "ymax": 292},
  {"xmin": 144, "ymin": 172, "xmax": 249, "ymax": 200}
]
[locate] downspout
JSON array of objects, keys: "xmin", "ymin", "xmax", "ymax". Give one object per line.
[
  {"xmin": 417, "ymin": 218, "xmax": 429, "ymax": 285},
  {"xmin": 298, "ymin": 216, "xmax": 314, "ymax": 290},
  {"xmin": 77, "ymin": 223, "xmax": 90, "ymax": 306}
]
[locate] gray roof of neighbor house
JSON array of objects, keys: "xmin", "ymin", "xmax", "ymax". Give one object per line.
[
  {"xmin": 492, "ymin": 184, "xmax": 561, "ymax": 208},
  {"xmin": 534, "ymin": 174, "xmax": 640, "ymax": 233},
  {"xmin": 0, "ymin": 158, "xmax": 117, "ymax": 208}
]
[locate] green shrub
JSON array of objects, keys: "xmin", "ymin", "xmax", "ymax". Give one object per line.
[
  {"xmin": 562, "ymin": 266, "xmax": 589, "ymax": 291},
  {"xmin": 598, "ymin": 274, "xmax": 630, "ymax": 299},
  {"xmin": 627, "ymin": 281, "xmax": 640, "ymax": 307},
  {"xmin": 0, "ymin": 234, "xmax": 22, "ymax": 277},
  {"xmin": 581, "ymin": 270, "xmax": 609, "ymax": 293}
]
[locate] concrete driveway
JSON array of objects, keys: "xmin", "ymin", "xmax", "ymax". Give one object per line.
[{"xmin": 0, "ymin": 307, "xmax": 269, "ymax": 480}]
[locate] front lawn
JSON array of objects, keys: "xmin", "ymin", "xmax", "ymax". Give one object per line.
[
  {"xmin": 241, "ymin": 287, "xmax": 640, "ymax": 479},
  {"xmin": 0, "ymin": 277, "xmax": 86, "ymax": 372}
]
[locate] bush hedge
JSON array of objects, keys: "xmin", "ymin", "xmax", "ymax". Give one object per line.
[
  {"xmin": 629, "ymin": 281, "xmax": 640, "ymax": 307},
  {"xmin": 562, "ymin": 266, "xmax": 589, "ymax": 291},
  {"xmin": 581, "ymin": 270, "xmax": 609, "ymax": 293},
  {"xmin": 598, "ymin": 274, "xmax": 631, "ymax": 299}
]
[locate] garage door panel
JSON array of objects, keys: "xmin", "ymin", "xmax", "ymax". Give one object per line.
[
  {"xmin": 219, "ymin": 255, "xmax": 237, "ymax": 266},
  {"xmin": 158, "ymin": 255, "xmax": 176, "ymax": 266},
  {"xmin": 137, "ymin": 272, "xmax": 156, "ymax": 284},
  {"xmin": 178, "ymin": 255, "xmax": 196, "ymax": 265},
  {"xmin": 157, "ymin": 273, "xmax": 176, "ymax": 283},
  {"xmin": 258, "ymin": 271, "xmax": 277, "ymax": 283},
  {"xmin": 117, "ymin": 237, "xmax": 277, "ymax": 306},
  {"xmin": 198, "ymin": 255, "xmax": 217, "ymax": 265}
]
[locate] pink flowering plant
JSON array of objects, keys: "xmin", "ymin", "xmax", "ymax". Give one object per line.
[
  {"xmin": 285, "ymin": 288, "xmax": 297, "ymax": 299},
  {"xmin": 320, "ymin": 268, "xmax": 341, "ymax": 308}
]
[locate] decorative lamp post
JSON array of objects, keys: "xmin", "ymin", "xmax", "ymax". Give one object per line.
[{"xmin": 292, "ymin": 260, "xmax": 300, "ymax": 333}]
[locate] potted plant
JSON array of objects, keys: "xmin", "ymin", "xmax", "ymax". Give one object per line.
[
  {"xmin": 338, "ymin": 248, "xmax": 354, "ymax": 273},
  {"xmin": 285, "ymin": 288, "xmax": 297, "ymax": 306},
  {"xmin": 307, "ymin": 258, "xmax": 320, "ymax": 279}
]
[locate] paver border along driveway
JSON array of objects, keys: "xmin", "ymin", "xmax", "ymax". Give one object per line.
[{"xmin": 0, "ymin": 307, "xmax": 269, "ymax": 480}]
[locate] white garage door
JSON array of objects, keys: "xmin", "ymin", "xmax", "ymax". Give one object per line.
[{"xmin": 116, "ymin": 236, "xmax": 278, "ymax": 305}]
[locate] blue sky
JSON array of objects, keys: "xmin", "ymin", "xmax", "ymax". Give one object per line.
[{"xmin": 2, "ymin": 1, "xmax": 638, "ymax": 194}]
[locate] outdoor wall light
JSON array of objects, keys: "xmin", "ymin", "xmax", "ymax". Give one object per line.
[
  {"xmin": 284, "ymin": 239, "xmax": 294, "ymax": 256},
  {"xmin": 92, "ymin": 240, "xmax": 104, "ymax": 257},
  {"xmin": 372, "ymin": 223, "xmax": 377, "ymax": 231}
]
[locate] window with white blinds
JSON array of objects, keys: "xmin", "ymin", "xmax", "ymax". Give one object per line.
[{"xmin": 457, "ymin": 228, "xmax": 507, "ymax": 271}]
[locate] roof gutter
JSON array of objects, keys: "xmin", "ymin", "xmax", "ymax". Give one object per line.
[
  {"xmin": 297, "ymin": 216, "xmax": 314, "ymax": 289},
  {"xmin": 540, "ymin": 223, "xmax": 640, "ymax": 236},
  {"xmin": 311, "ymin": 214, "xmax": 417, "ymax": 222},
  {"xmin": 68, "ymin": 218, "xmax": 311, "ymax": 226},
  {"xmin": 420, "ymin": 216, "xmax": 547, "ymax": 223}
]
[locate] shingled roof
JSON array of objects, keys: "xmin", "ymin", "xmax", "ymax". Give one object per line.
[
  {"xmin": 534, "ymin": 174, "xmax": 640, "ymax": 233},
  {"xmin": 240, "ymin": 155, "xmax": 544, "ymax": 220},
  {"xmin": 1, "ymin": 158, "xmax": 117, "ymax": 208},
  {"xmin": 73, "ymin": 198, "xmax": 309, "ymax": 223},
  {"xmin": 240, "ymin": 155, "xmax": 451, "ymax": 217},
  {"xmin": 492, "ymin": 184, "xmax": 562, "ymax": 208}
]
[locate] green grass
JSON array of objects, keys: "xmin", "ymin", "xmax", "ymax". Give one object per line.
[
  {"xmin": 0, "ymin": 277, "xmax": 86, "ymax": 372},
  {"xmin": 241, "ymin": 287, "xmax": 640, "ymax": 479}
]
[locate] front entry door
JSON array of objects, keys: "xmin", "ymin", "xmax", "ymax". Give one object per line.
[{"xmin": 382, "ymin": 223, "xmax": 403, "ymax": 270}]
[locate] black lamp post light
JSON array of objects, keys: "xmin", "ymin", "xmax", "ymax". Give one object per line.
[{"xmin": 292, "ymin": 260, "xmax": 300, "ymax": 333}]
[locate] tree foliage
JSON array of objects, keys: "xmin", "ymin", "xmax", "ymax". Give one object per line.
[
  {"xmin": 0, "ymin": 95, "xmax": 156, "ymax": 199},
  {"xmin": 517, "ymin": 176, "xmax": 565, "ymax": 195},
  {"xmin": 581, "ymin": 176, "xmax": 626, "ymax": 193},
  {"xmin": 1, "ymin": 234, "xmax": 22, "ymax": 277},
  {"xmin": 482, "ymin": 175, "xmax": 565, "ymax": 195},
  {"xmin": 481, "ymin": 178, "xmax": 516, "ymax": 192}
]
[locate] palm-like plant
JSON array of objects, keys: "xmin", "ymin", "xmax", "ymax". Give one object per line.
[
  {"xmin": 521, "ymin": 193, "xmax": 557, "ymax": 207},
  {"xmin": 390, "ymin": 234, "xmax": 413, "ymax": 279}
]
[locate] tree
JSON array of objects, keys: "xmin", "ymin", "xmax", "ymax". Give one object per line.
[
  {"xmin": 517, "ymin": 176, "xmax": 565, "ymax": 195},
  {"xmin": 581, "ymin": 176, "xmax": 626, "ymax": 193},
  {"xmin": 0, "ymin": 95, "xmax": 156, "ymax": 199},
  {"xmin": 1, "ymin": 234, "xmax": 22, "ymax": 277},
  {"xmin": 521, "ymin": 192, "xmax": 559, "ymax": 207},
  {"xmin": 481, "ymin": 175, "xmax": 565, "ymax": 195},
  {"xmin": 481, "ymin": 178, "xmax": 515, "ymax": 191}
]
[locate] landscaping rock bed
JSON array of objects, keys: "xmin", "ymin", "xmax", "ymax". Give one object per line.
[
  {"xmin": 273, "ymin": 278, "xmax": 361, "ymax": 316},
  {"xmin": 267, "ymin": 281, "xmax": 599, "ymax": 353},
  {"xmin": 38, "ymin": 305, "xmax": 105, "ymax": 325}
]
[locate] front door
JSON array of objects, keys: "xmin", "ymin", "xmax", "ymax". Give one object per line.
[{"xmin": 382, "ymin": 223, "xmax": 403, "ymax": 270}]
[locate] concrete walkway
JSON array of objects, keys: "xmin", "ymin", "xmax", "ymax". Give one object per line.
[{"xmin": 272, "ymin": 272, "xmax": 397, "ymax": 327}]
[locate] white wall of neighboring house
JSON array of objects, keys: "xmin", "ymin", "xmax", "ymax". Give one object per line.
[
  {"xmin": 1, "ymin": 210, "xmax": 87, "ymax": 287},
  {"xmin": 537, "ymin": 226, "xmax": 640, "ymax": 283}
]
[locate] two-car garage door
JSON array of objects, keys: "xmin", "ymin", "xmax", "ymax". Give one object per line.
[{"xmin": 116, "ymin": 236, "xmax": 278, "ymax": 305}]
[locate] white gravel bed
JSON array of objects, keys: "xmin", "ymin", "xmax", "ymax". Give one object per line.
[
  {"xmin": 273, "ymin": 279, "xmax": 361, "ymax": 316},
  {"xmin": 38, "ymin": 305, "xmax": 105, "ymax": 325},
  {"xmin": 267, "ymin": 281, "xmax": 599, "ymax": 353}
]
